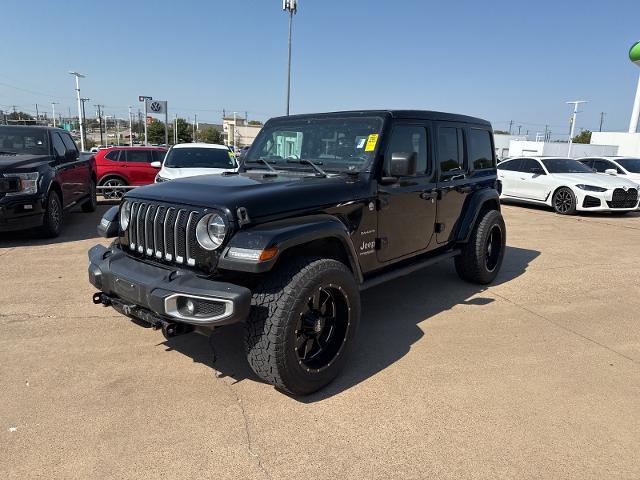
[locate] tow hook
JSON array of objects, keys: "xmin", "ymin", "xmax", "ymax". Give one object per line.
[
  {"xmin": 159, "ymin": 320, "xmax": 192, "ymax": 339},
  {"xmin": 92, "ymin": 292, "xmax": 111, "ymax": 306}
]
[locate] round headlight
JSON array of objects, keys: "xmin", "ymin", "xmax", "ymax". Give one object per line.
[
  {"xmin": 120, "ymin": 201, "xmax": 131, "ymax": 230},
  {"xmin": 196, "ymin": 213, "xmax": 227, "ymax": 250}
]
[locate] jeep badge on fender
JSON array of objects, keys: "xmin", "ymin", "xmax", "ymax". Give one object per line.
[{"xmin": 88, "ymin": 110, "xmax": 506, "ymax": 395}]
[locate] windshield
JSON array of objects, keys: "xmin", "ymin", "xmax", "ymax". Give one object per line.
[
  {"xmin": 0, "ymin": 127, "xmax": 50, "ymax": 155},
  {"xmin": 164, "ymin": 147, "xmax": 236, "ymax": 169},
  {"xmin": 244, "ymin": 116, "xmax": 384, "ymax": 172},
  {"xmin": 616, "ymin": 158, "xmax": 640, "ymax": 173},
  {"xmin": 541, "ymin": 158, "xmax": 593, "ymax": 174}
]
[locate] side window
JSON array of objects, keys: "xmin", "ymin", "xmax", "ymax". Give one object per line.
[
  {"xmin": 438, "ymin": 127, "xmax": 466, "ymax": 175},
  {"xmin": 152, "ymin": 150, "xmax": 166, "ymax": 163},
  {"xmin": 520, "ymin": 159, "xmax": 539, "ymax": 173},
  {"xmin": 60, "ymin": 134, "xmax": 78, "ymax": 157},
  {"xmin": 579, "ymin": 159, "xmax": 594, "ymax": 169},
  {"xmin": 497, "ymin": 159, "xmax": 522, "ymax": 171},
  {"xmin": 594, "ymin": 160, "xmax": 622, "ymax": 174},
  {"xmin": 125, "ymin": 150, "xmax": 151, "ymax": 163},
  {"xmin": 51, "ymin": 133, "xmax": 66, "ymax": 158},
  {"xmin": 104, "ymin": 150, "xmax": 121, "ymax": 161},
  {"xmin": 469, "ymin": 129, "xmax": 494, "ymax": 170},
  {"xmin": 385, "ymin": 125, "xmax": 428, "ymax": 175}
]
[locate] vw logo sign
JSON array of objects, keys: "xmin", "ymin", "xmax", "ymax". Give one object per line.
[{"xmin": 150, "ymin": 101, "xmax": 162, "ymax": 112}]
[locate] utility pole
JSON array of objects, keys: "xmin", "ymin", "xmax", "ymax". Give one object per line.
[
  {"xmin": 128, "ymin": 106, "xmax": 133, "ymax": 146},
  {"xmin": 566, "ymin": 100, "xmax": 587, "ymax": 157},
  {"xmin": 94, "ymin": 104, "xmax": 104, "ymax": 146},
  {"xmin": 517, "ymin": 125, "xmax": 522, "ymax": 135},
  {"xmin": 544, "ymin": 125, "xmax": 549, "ymax": 142},
  {"xmin": 80, "ymin": 98, "xmax": 90, "ymax": 148},
  {"xmin": 51, "ymin": 102, "xmax": 58, "ymax": 127},
  {"xmin": 599, "ymin": 112, "xmax": 606, "ymax": 132},
  {"xmin": 283, "ymin": 0, "xmax": 297, "ymax": 115},
  {"xmin": 35, "ymin": 104, "xmax": 39, "ymax": 124},
  {"xmin": 508, "ymin": 120, "xmax": 513, "ymax": 135},
  {"xmin": 233, "ymin": 111, "xmax": 237, "ymax": 151},
  {"xmin": 193, "ymin": 114, "xmax": 197, "ymax": 142},
  {"xmin": 174, "ymin": 114, "xmax": 178, "ymax": 144},
  {"xmin": 68, "ymin": 71, "xmax": 87, "ymax": 151}
]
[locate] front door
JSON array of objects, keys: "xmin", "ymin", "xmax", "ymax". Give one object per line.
[
  {"xmin": 376, "ymin": 123, "xmax": 437, "ymax": 263},
  {"xmin": 123, "ymin": 149, "xmax": 154, "ymax": 185},
  {"xmin": 435, "ymin": 124, "xmax": 470, "ymax": 243}
]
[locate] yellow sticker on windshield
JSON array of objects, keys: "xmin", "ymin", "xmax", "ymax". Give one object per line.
[{"xmin": 365, "ymin": 134, "xmax": 379, "ymax": 152}]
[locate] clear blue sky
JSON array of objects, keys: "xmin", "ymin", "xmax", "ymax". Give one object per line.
[{"xmin": 1, "ymin": 0, "xmax": 639, "ymax": 138}]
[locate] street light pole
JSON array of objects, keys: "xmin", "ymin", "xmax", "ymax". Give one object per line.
[
  {"xmin": 128, "ymin": 106, "xmax": 133, "ymax": 146},
  {"xmin": 566, "ymin": 100, "xmax": 587, "ymax": 158},
  {"xmin": 51, "ymin": 102, "xmax": 58, "ymax": 127},
  {"xmin": 283, "ymin": 0, "xmax": 297, "ymax": 116},
  {"xmin": 80, "ymin": 97, "xmax": 90, "ymax": 148},
  {"xmin": 68, "ymin": 71, "xmax": 86, "ymax": 151}
]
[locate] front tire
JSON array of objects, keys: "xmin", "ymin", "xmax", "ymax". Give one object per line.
[
  {"xmin": 244, "ymin": 257, "xmax": 360, "ymax": 396},
  {"xmin": 455, "ymin": 209, "xmax": 506, "ymax": 285},
  {"xmin": 553, "ymin": 187, "xmax": 577, "ymax": 215},
  {"xmin": 40, "ymin": 191, "xmax": 63, "ymax": 238}
]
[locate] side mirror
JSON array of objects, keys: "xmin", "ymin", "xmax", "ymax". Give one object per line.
[
  {"xmin": 389, "ymin": 152, "xmax": 417, "ymax": 177},
  {"xmin": 150, "ymin": 161, "xmax": 161, "ymax": 168},
  {"xmin": 604, "ymin": 168, "xmax": 618, "ymax": 176},
  {"xmin": 97, "ymin": 206, "xmax": 120, "ymax": 238}
]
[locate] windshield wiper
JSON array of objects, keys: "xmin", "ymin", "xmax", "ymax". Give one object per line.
[
  {"xmin": 248, "ymin": 158, "xmax": 277, "ymax": 172},
  {"xmin": 286, "ymin": 159, "xmax": 327, "ymax": 177}
]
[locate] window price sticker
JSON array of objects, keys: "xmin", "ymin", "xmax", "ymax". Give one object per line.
[{"xmin": 365, "ymin": 134, "xmax": 379, "ymax": 152}]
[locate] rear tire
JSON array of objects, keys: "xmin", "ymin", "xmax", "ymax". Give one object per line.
[
  {"xmin": 99, "ymin": 176, "xmax": 127, "ymax": 199},
  {"xmin": 553, "ymin": 187, "xmax": 577, "ymax": 215},
  {"xmin": 81, "ymin": 179, "xmax": 97, "ymax": 212},
  {"xmin": 455, "ymin": 209, "xmax": 506, "ymax": 285},
  {"xmin": 40, "ymin": 191, "xmax": 63, "ymax": 238},
  {"xmin": 244, "ymin": 257, "xmax": 360, "ymax": 396}
]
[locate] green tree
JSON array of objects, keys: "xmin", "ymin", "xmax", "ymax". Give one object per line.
[
  {"xmin": 147, "ymin": 119, "xmax": 167, "ymax": 144},
  {"xmin": 198, "ymin": 126, "xmax": 223, "ymax": 144},
  {"xmin": 494, "ymin": 130, "xmax": 510, "ymax": 135},
  {"xmin": 572, "ymin": 129, "xmax": 592, "ymax": 144},
  {"xmin": 174, "ymin": 118, "xmax": 192, "ymax": 144},
  {"xmin": 7, "ymin": 111, "xmax": 34, "ymax": 122},
  {"xmin": 248, "ymin": 120, "xmax": 263, "ymax": 126}
]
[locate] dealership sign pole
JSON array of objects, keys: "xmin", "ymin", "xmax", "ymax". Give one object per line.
[
  {"xmin": 139, "ymin": 95, "xmax": 152, "ymax": 145},
  {"xmin": 628, "ymin": 41, "xmax": 640, "ymax": 133}
]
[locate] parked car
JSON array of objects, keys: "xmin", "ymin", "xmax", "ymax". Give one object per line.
[
  {"xmin": 153, "ymin": 143, "xmax": 237, "ymax": 183},
  {"xmin": 0, "ymin": 125, "xmax": 97, "ymax": 237},
  {"xmin": 95, "ymin": 146, "xmax": 167, "ymax": 199},
  {"xmin": 577, "ymin": 157, "xmax": 640, "ymax": 185},
  {"xmin": 497, "ymin": 156, "xmax": 639, "ymax": 215},
  {"xmin": 89, "ymin": 109, "xmax": 506, "ymax": 395}
]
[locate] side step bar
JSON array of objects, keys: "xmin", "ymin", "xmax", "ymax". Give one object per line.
[{"xmin": 359, "ymin": 249, "xmax": 460, "ymax": 291}]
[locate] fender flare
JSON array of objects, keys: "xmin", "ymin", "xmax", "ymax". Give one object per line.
[
  {"xmin": 217, "ymin": 214, "xmax": 363, "ymax": 283},
  {"xmin": 454, "ymin": 189, "xmax": 501, "ymax": 243}
]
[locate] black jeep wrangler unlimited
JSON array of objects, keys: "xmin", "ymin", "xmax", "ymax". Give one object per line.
[{"xmin": 89, "ymin": 110, "xmax": 505, "ymax": 395}]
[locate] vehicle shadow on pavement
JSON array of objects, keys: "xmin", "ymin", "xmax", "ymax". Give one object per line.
[
  {"xmin": 162, "ymin": 245, "xmax": 540, "ymax": 401},
  {"xmin": 0, "ymin": 201, "xmax": 116, "ymax": 248}
]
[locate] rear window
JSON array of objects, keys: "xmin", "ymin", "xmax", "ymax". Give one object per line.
[
  {"xmin": 164, "ymin": 147, "xmax": 236, "ymax": 169},
  {"xmin": 469, "ymin": 129, "xmax": 494, "ymax": 170}
]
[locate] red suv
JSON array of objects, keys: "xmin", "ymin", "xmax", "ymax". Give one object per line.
[{"xmin": 95, "ymin": 146, "xmax": 167, "ymax": 198}]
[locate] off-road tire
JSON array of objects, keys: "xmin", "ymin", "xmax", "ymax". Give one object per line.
[
  {"xmin": 40, "ymin": 191, "xmax": 63, "ymax": 238},
  {"xmin": 455, "ymin": 209, "xmax": 506, "ymax": 285},
  {"xmin": 244, "ymin": 257, "xmax": 360, "ymax": 396},
  {"xmin": 81, "ymin": 179, "xmax": 97, "ymax": 212},
  {"xmin": 553, "ymin": 187, "xmax": 577, "ymax": 215}
]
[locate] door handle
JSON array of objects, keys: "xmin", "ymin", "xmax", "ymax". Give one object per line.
[{"xmin": 420, "ymin": 190, "xmax": 437, "ymax": 200}]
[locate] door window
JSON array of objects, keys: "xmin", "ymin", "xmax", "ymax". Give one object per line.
[
  {"xmin": 520, "ymin": 158, "xmax": 542, "ymax": 173},
  {"xmin": 60, "ymin": 134, "xmax": 78, "ymax": 157},
  {"xmin": 497, "ymin": 159, "xmax": 522, "ymax": 171},
  {"xmin": 469, "ymin": 129, "xmax": 494, "ymax": 170},
  {"xmin": 152, "ymin": 150, "xmax": 166, "ymax": 163},
  {"xmin": 593, "ymin": 159, "xmax": 622, "ymax": 174},
  {"xmin": 125, "ymin": 150, "xmax": 151, "ymax": 163},
  {"xmin": 104, "ymin": 150, "xmax": 121, "ymax": 161},
  {"xmin": 52, "ymin": 133, "xmax": 66, "ymax": 158},
  {"xmin": 438, "ymin": 127, "xmax": 465, "ymax": 176},
  {"xmin": 579, "ymin": 159, "xmax": 594, "ymax": 169},
  {"xmin": 384, "ymin": 125, "xmax": 428, "ymax": 175}
]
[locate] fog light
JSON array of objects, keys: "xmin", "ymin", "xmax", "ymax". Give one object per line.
[{"xmin": 185, "ymin": 299, "xmax": 195, "ymax": 315}]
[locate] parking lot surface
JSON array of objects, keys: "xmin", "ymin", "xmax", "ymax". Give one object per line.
[{"xmin": 1, "ymin": 204, "xmax": 639, "ymax": 479}]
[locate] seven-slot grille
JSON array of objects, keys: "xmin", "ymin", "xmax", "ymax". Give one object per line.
[
  {"xmin": 607, "ymin": 188, "xmax": 638, "ymax": 209},
  {"xmin": 127, "ymin": 201, "xmax": 201, "ymax": 267}
]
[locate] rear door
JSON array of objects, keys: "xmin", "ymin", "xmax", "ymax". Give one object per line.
[
  {"xmin": 51, "ymin": 132, "xmax": 74, "ymax": 206},
  {"xmin": 123, "ymin": 149, "xmax": 154, "ymax": 185},
  {"xmin": 376, "ymin": 122, "xmax": 437, "ymax": 262},
  {"xmin": 497, "ymin": 158, "xmax": 523, "ymax": 196},
  {"xmin": 59, "ymin": 133, "xmax": 88, "ymax": 201},
  {"xmin": 435, "ymin": 124, "xmax": 470, "ymax": 244}
]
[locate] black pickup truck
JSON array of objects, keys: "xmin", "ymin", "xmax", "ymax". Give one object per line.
[
  {"xmin": 0, "ymin": 126, "xmax": 97, "ymax": 237},
  {"xmin": 89, "ymin": 110, "xmax": 506, "ymax": 395}
]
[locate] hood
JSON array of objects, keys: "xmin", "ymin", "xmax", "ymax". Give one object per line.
[
  {"xmin": 128, "ymin": 171, "xmax": 372, "ymax": 219},
  {"xmin": 551, "ymin": 172, "xmax": 639, "ymax": 189},
  {"xmin": 160, "ymin": 166, "xmax": 236, "ymax": 179},
  {"xmin": 0, "ymin": 153, "xmax": 52, "ymax": 173}
]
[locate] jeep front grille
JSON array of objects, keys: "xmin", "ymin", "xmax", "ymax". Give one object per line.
[
  {"xmin": 126, "ymin": 201, "xmax": 201, "ymax": 267},
  {"xmin": 607, "ymin": 188, "xmax": 638, "ymax": 209}
]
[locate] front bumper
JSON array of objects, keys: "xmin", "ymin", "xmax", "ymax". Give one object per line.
[
  {"xmin": 575, "ymin": 189, "xmax": 639, "ymax": 212},
  {"xmin": 0, "ymin": 193, "xmax": 46, "ymax": 232},
  {"xmin": 88, "ymin": 244, "xmax": 251, "ymax": 327}
]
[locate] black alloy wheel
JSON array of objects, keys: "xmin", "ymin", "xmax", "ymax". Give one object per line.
[
  {"xmin": 294, "ymin": 285, "xmax": 350, "ymax": 372},
  {"xmin": 484, "ymin": 224, "xmax": 503, "ymax": 272},
  {"xmin": 553, "ymin": 187, "xmax": 576, "ymax": 215}
]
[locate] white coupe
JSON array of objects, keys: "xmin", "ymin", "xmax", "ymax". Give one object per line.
[{"xmin": 497, "ymin": 157, "xmax": 639, "ymax": 215}]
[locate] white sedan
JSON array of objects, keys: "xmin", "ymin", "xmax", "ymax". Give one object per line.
[
  {"xmin": 576, "ymin": 157, "xmax": 640, "ymax": 185},
  {"xmin": 153, "ymin": 143, "xmax": 237, "ymax": 183},
  {"xmin": 497, "ymin": 157, "xmax": 639, "ymax": 215}
]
